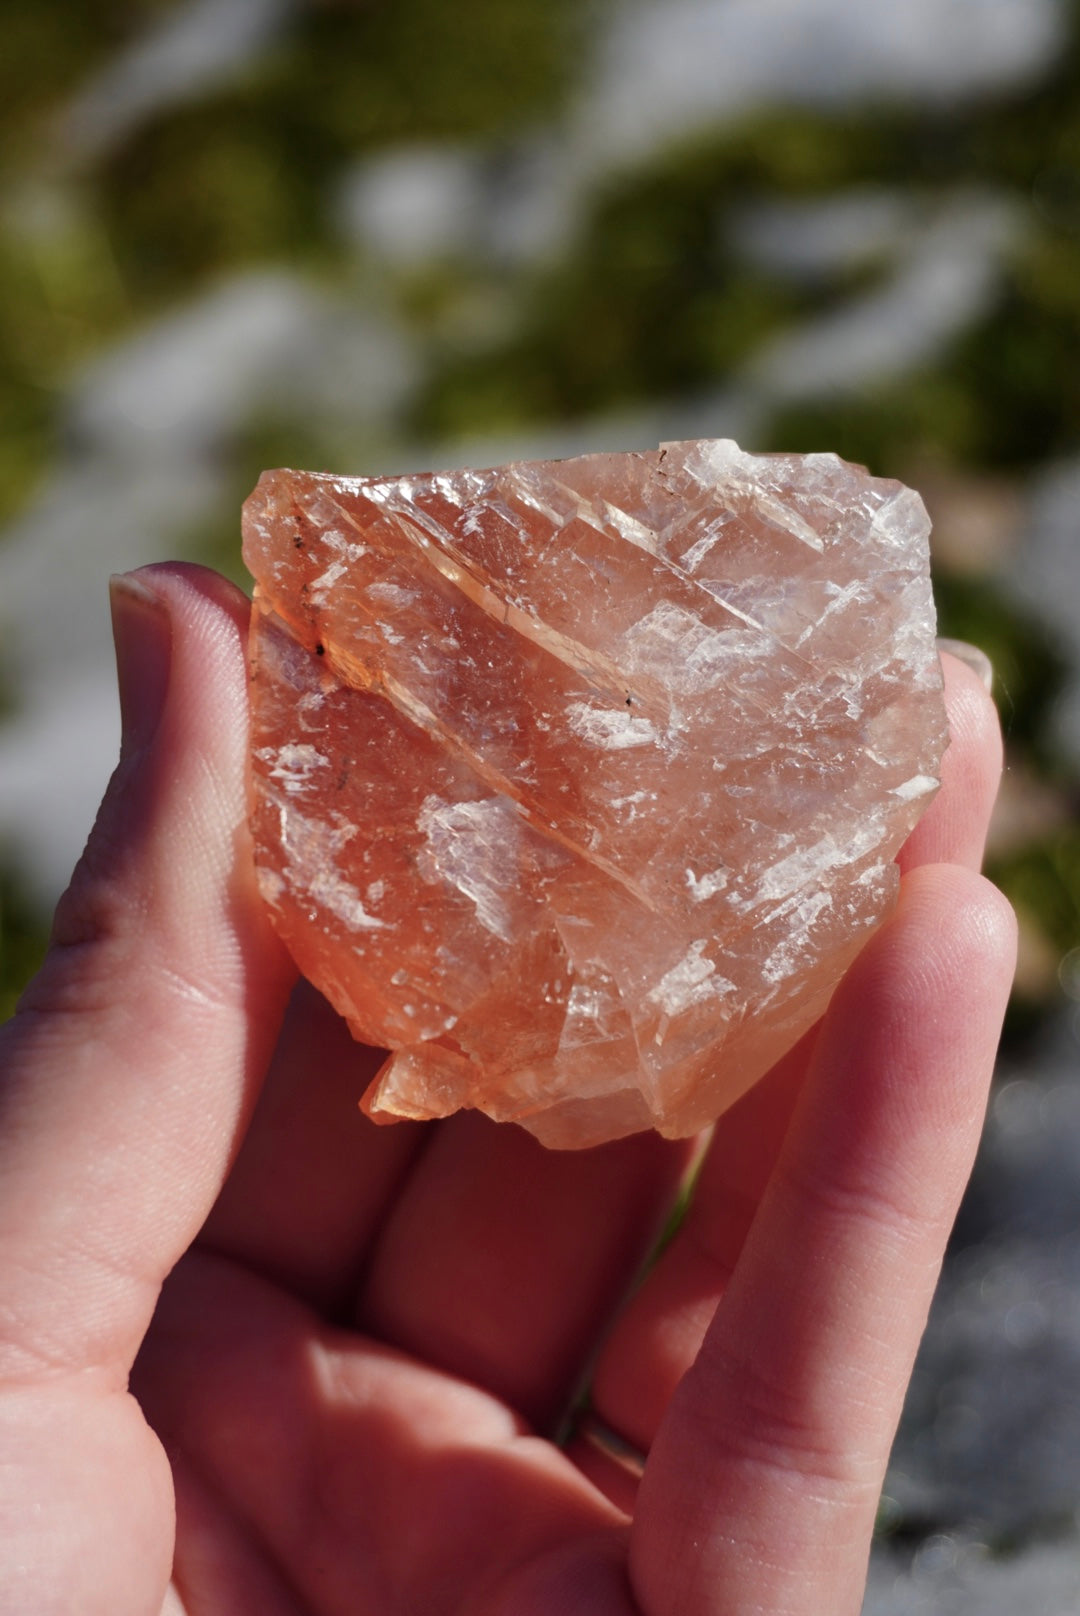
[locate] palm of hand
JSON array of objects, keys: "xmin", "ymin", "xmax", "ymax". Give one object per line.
[
  {"xmin": 139, "ymin": 1234, "xmax": 630, "ymax": 1616},
  {"xmin": 134, "ymin": 984, "xmax": 701, "ymax": 1615}
]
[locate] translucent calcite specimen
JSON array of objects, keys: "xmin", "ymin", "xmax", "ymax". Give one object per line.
[{"xmin": 243, "ymin": 439, "xmax": 946, "ymax": 1148}]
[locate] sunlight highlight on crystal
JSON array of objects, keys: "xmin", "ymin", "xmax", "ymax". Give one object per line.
[{"xmin": 244, "ymin": 440, "xmax": 947, "ymax": 1147}]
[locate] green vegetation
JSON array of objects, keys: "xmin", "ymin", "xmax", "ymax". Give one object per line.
[{"xmin": 0, "ymin": 855, "xmax": 51, "ymax": 1023}]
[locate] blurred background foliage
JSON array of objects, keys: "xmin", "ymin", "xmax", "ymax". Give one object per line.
[{"xmin": 0, "ymin": 0, "xmax": 1078, "ymax": 1034}]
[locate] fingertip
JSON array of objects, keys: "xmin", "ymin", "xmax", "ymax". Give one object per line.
[
  {"xmin": 936, "ymin": 637, "xmax": 993, "ymax": 693},
  {"xmin": 896, "ymin": 862, "xmax": 1018, "ymax": 990},
  {"xmin": 836, "ymin": 862, "xmax": 1017, "ymax": 1027},
  {"xmin": 124, "ymin": 560, "xmax": 252, "ymax": 628},
  {"xmin": 110, "ymin": 574, "xmax": 172, "ymax": 760},
  {"xmin": 941, "ymin": 649, "xmax": 1004, "ymax": 773},
  {"xmin": 108, "ymin": 563, "xmax": 254, "ymax": 757},
  {"xmin": 816, "ymin": 863, "xmax": 1017, "ymax": 1148},
  {"xmin": 23, "ymin": 558, "xmax": 276, "ymax": 1045},
  {"xmin": 898, "ymin": 650, "xmax": 1004, "ymax": 874}
]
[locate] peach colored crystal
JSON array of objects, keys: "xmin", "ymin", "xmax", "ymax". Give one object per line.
[{"xmin": 243, "ymin": 440, "xmax": 947, "ymax": 1148}]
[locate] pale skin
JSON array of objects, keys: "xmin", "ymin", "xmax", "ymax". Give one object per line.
[{"xmin": 0, "ymin": 563, "xmax": 1016, "ymax": 1616}]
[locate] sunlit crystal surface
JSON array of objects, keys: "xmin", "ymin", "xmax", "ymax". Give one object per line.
[{"xmin": 243, "ymin": 439, "xmax": 947, "ymax": 1148}]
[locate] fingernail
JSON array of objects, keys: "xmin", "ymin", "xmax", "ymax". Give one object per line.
[
  {"xmin": 937, "ymin": 636, "xmax": 994, "ymax": 693},
  {"xmin": 110, "ymin": 572, "xmax": 172, "ymax": 756}
]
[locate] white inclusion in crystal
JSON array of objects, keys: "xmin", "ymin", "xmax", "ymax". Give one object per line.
[
  {"xmin": 793, "ymin": 578, "xmax": 871, "ymax": 646},
  {"xmin": 620, "ymin": 601, "xmax": 767, "ymax": 695},
  {"xmin": 610, "ymin": 788, "xmax": 652, "ymax": 822},
  {"xmin": 417, "ymin": 794, "xmax": 521, "ymax": 942},
  {"xmin": 855, "ymin": 860, "xmax": 890, "ymax": 888},
  {"xmin": 311, "ymin": 877, "xmax": 385, "ymax": 934},
  {"xmin": 867, "ymin": 486, "xmax": 931, "ymax": 555},
  {"xmin": 255, "ymin": 742, "xmax": 329, "ymax": 793},
  {"xmin": 279, "ymin": 808, "xmax": 387, "ymax": 932},
  {"xmin": 255, "ymin": 865, "xmax": 286, "ymax": 906},
  {"xmin": 892, "ymin": 773, "xmax": 939, "ymax": 801},
  {"xmin": 321, "ymin": 528, "xmax": 369, "ymax": 562},
  {"xmin": 896, "ymin": 608, "xmax": 942, "ymax": 689},
  {"xmin": 747, "ymin": 489, "xmax": 824, "ymax": 552},
  {"xmin": 686, "ymin": 865, "xmax": 729, "ymax": 901},
  {"xmin": 296, "ymin": 690, "xmax": 326, "ymax": 732},
  {"xmin": 565, "ymin": 701, "xmax": 658, "ymax": 750},
  {"xmin": 366, "ymin": 581, "xmax": 418, "ymax": 609},
  {"xmin": 647, "ymin": 939, "xmax": 736, "ymax": 1017},
  {"xmin": 755, "ymin": 822, "xmax": 882, "ymax": 904},
  {"xmin": 308, "ymin": 557, "xmax": 348, "ymax": 604},
  {"xmin": 560, "ymin": 979, "xmax": 622, "ymax": 1049},
  {"xmin": 598, "ymin": 498, "xmax": 660, "ymax": 554},
  {"xmin": 679, "ymin": 514, "xmax": 736, "ymax": 573},
  {"xmin": 761, "ymin": 891, "xmax": 834, "ymax": 984}
]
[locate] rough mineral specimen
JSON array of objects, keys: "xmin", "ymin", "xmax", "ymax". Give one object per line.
[{"xmin": 243, "ymin": 439, "xmax": 946, "ymax": 1148}]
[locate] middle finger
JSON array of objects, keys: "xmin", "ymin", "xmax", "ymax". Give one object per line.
[
  {"xmin": 356, "ymin": 1110, "xmax": 694, "ymax": 1433},
  {"xmin": 198, "ymin": 978, "xmax": 429, "ymax": 1313}
]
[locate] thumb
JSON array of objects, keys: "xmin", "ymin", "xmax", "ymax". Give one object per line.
[{"xmin": 0, "ymin": 563, "xmax": 293, "ymax": 1387}]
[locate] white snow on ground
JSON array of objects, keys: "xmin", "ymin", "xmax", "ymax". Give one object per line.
[
  {"xmin": 1012, "ymin": 458, "xmax": 1080, "ymax": 765},
  {"xmin": 749, "ymin": 193, "xmax": 1019, "ymax": 399},
  {"xmin": 0, "ymin": 273, "xmax": 415, "ymax": 898},
  {"xmin": 57, "ymin": 0, "xmax": 296, "ymax": 164},
  {"xmin": 864, "ymin": 1537, "xmax": 1080, "ymax": 1614},
  {"xmin": 584, "ymin": 0, "xmax": 1062, "ymax": 166}
]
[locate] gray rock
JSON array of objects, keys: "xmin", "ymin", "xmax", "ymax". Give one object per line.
[
  {"xmin": 957, "ymin": 1021, "xmax": 1080, "ymax": 1249},
  {"xmin": 887, "ymin": 1235, "xmax": 1080, "ymax": 1531},
  {"xmin": 1012, "ymin": 459, "xmax": 1080, "ymax": 765},
  {"xmin": 864, "ymin": 1535, "xmax": 1080, "ymax": 1615},
  {"xmin": 883, "ymin": 1018, "xmax": 1080, "ymax": 1534}
]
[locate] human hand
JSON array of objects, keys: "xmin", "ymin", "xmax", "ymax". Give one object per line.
[{"xmin": 0, "ymin": 564, "xmax": 1015, "ymax": 1616}]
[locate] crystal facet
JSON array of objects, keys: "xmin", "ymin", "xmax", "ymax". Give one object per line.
[{"xmin": 243, "ymin": 440, "xmax": 947, "ymax": 1148}]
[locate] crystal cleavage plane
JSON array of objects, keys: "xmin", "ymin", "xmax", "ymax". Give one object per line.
[{"xmin": 243, "ymin": 439, "xmax": 947, "ymax": 1148}]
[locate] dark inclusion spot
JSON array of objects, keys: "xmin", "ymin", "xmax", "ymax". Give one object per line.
[
  {"xmin": 625, "ymin": 694, "xmax": 633, "ymax": 706},
  {"xmin": 315, "ymin": 643, "xmax": 325, "ymax": 656}
]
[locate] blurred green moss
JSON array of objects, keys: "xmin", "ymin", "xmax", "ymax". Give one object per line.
[
  {"xmin": 933, "ymin": 571, "xmax": 1073, "ymax": 770},
  {"xmin": 413, "ymin": 152, "xmax": 816, "ymax": 435},
  {"xmin": 991, "ymin": 829, "xmax": 1080, "ymax": 963},
  {"xmin": 990, "ymin": 823, "xmax": 1080, "ymax": 1042},
  {"xmin": 94, "ymin": 0, "xmax": 592, "ymax": 307},
  {"xmin": 0, "ymin": 193, "xmax": 130, "ymax": 523},
  {"xmin": 0, "ymin": 855, "xmax": 50, "ymax": 1023},
  {"xmin": 0, "ymin": 0, "xmax": 175, "ymax": 161},
  {"xmin": 0, "ymin": 0, "xmax": 593, "ymax": 520}
]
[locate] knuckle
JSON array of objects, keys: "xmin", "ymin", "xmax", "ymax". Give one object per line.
[
  {"xmin": 781, "ymin": 1153, "xmax": 929, "ymax": 1251},
  {"xmin": 685, "ymin": 1346, "xmax": 874, "ymax": 1496}
]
